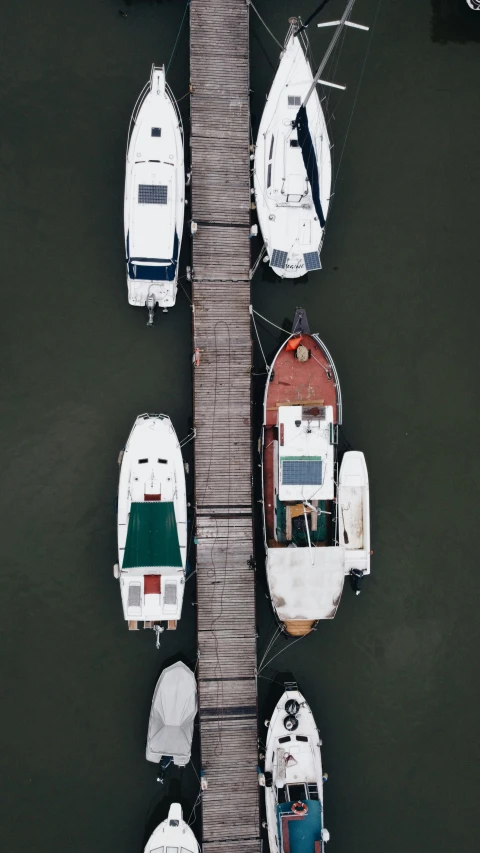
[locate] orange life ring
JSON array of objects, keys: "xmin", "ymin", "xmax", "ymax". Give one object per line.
[{"xmin": 291, "ymin": 801, "xmax": 308, "ymax": 815}]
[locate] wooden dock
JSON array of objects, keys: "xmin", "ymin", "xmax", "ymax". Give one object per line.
[{"xmin": 190, "ymin": 1, "xmax": 261, "ymax": 851}]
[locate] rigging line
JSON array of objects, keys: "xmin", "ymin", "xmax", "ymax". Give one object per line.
[
  {"xmin": 296, "ymin": 0, "xmax": 334, "ymax": 36},
  {"xmin": 332, "ymin": 0, "xmax": 384, "ymax": 193},
  {"xmin": 251, "ymin": 310, "xmax": 269, "ymax": 371},
  {"xmin": 257, "ymin": 629, "xmax": 314, "ymax": 674},
  {"xmin": 248, "ymin": 1, "xmax": 284, "ymax": 51},
  {"xmin": 258, "ymin": 624, "xmax": 282, "ymax": 671},
  {"xmin": 166, "ymin": 0, "xmax": 190, "ymax": 76},
  {"xmin": 251, "ymin": 308, "xmax": 291, "ymax": 336}
]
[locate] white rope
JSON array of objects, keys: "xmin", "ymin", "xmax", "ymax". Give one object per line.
[
  {"xmin": 251, "ymin": 308, "xmax": 290, "ymax": 336},
  {"xmin": 250, "ymin": 308, "xmax": 269, "ymax": 371},
  {"xmin": 249, "ymin": 1, "xmax": 284, "ymax": 50},
  {"xmin": 166, "ymin": 1, "xmax": 190, "ymax": 75},
  {"xmin": 257, "ymin": 629, "xmax": 314, "ymax": 675}
]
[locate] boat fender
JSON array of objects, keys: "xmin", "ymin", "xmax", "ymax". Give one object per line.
[
  {"xmin": 286, "ymin": 335, "xmax": 303, "ymax": 352},
  {"xmin": 292, "ymin": 802, "xmax": 308, "ymax": 815},
  {"xmin": 194, "ymin": 348, "xmax": 201, "ymax": 367}
]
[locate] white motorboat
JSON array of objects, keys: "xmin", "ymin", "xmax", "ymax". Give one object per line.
[
  {"xmin": 262, "ymin": 683, "xmax": 330, "ymax": 853},
  {"xmin": 146, "ymin": 662, "xmax": 197, "ymax": 781},
  {"xmin": 114, "ymin": 413, "xmax": 187, "ymax": 636},
  {"xmin": 144, "ymin": 803, "xmax": 199, "ymax": 853},
  {"xmin": 338, "ymin": 450, "xmax": 370, "ymax": 579},
  {"xmin": 124, "ymin": 65, "xmax": 185, "ymax": 324},
  {"xmin": 254, "ymin": 1, "xmax": 367, "ymax": 278}
]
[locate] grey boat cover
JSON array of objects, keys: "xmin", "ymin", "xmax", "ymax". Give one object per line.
[{"xmin": 146, "ymin": 662, "xmax": 197, "ymax": 765}]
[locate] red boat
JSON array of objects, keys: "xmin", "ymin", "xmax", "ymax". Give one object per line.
[{"xmin": 261, "ymin": 308, "xmax": 345, "ymax": 636}]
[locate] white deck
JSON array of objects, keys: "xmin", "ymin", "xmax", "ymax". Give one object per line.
[
  {"xmin": 267, "ymin": 546, "xmax": 345, "ymax": 621},
  {"xmin": 338, "ymin": 450, "xmax": 370, "ymax": 575},
  {"xmin": 144, "ymin": 804, "xmax": 199, "ymax": 853}
]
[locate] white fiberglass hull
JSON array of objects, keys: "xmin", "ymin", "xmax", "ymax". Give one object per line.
[
  {"xmin": 338, "ymin": 450, "xmax": 370, "ymax": 575},
  {"xmin": 124, "ymin": 65, "xmax": 185, "ymax": 309},
  {"xmin": 116, "ymin": 413, "xmax": 187, "ymax": 628},
  {"xmin": 264, "ymin": 687, "xmax": 328, "ymax": 853},
  {"xmin": 144, "ymin": 803, "xmax": 199, "ymax": 853},
  {"xmin": 254, "ymin": 29, "xmax": 331, "ymax": 278}
]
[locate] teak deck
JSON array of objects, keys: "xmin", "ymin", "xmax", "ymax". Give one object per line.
[{"xmin": 190, "ymin": 2, "xmax": 260, "ymax": 851}]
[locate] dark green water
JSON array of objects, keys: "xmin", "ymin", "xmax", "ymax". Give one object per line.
[{"xmin": 1, "ymin": 1, "xmax": 479, "ymax": 851}]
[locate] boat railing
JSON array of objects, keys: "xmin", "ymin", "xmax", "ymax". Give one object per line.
[
  {"xmin": 312, "ymin": 333, "xmax": 343, "ymax": 425},
  {"xmin": 126, "ymin": 66, "xmax": 184, "ymax": 157}
]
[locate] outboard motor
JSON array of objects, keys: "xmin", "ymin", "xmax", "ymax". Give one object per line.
[
  {"xmin": 157, "ymin": 754, "xmax": 174, "ymax": 784},
  {"xmin": 146, "ymin": 292, "xmax": 156, "ymax": 327},
  {"xmin": 349, "ymin": 568, "xmax": 365, "ymax": 596}
]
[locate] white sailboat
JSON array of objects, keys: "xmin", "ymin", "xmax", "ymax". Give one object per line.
[
  {"xmin": 144, "ymin": 803, "xmax": 199, "ymax": 853},
  {"xmin": 114, "ymin": 414, "xmax": 187, "ymax": 637},
  {"xmin": 253, "ymin": 1, "xmax": 367, "ymax": 278},
  {"xmin": 124, "ymin": 65, "xmax": 185, "ymax": 324},
  {"xmin": 261, "ymin": 683, "xmax": 330, "ymax": 853}
]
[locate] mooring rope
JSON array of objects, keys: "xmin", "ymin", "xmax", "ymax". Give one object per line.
[
  {"xmin": 248, "ymin": 0, "xmax": 284, "ymax": 50},
  {"xmin": 166, "ymin": 0, "xmax": 190, "ymax": 75}
]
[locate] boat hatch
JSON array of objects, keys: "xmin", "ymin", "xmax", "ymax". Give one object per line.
[
  {"xmin": 288, "ymin": 784, "xmax": 307, "ymax": 801},
  {"xmin": 288, "ymin": 96, "xmax": 301, "ymax": 107},
  {"xmin": 151, "ymin": 127, "xmax": 161, "ymax": 137}
]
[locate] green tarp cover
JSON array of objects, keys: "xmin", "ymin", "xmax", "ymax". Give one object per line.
[{"xmin": 123, "ymin": 501, "xmax": 182, "ymax": 569}]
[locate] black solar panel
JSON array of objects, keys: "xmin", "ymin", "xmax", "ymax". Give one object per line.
[
  {"xmin": 138, "ymin": 184, "xmax": 168, "ymax": 205},
  {"xmin": 271, "ymin": 249, "xmax": 288, "ymax": 269},
  {"xmin": 282, "ymin": 459, "xmax": 322, "ymax": 486},
  {"xmin": 304, "ymin": 251, "xmax": 322, "ymax": 272}
]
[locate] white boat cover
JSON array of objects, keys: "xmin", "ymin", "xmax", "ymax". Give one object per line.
[
  {"xmin": 267, "ymin": 546, "xmax": 345, "ymax": 620},
  {"xmin": 146, "ymin": 662, "xmax": 197, "ymax": 765}
]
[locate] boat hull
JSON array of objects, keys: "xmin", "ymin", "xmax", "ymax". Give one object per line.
[
  {"xmin": 264, "ymin": 687, "xmax": 326, "ymax": 853},
  {"xmin": 124, "ymin": 66, "xmax": 185, "ymax": 309},
  {"xmin": 116, "ymin": 413, "xmax": 187, "ymax": 629},
  {"xmin": 261, "ymin": 323, "xmax": 343, "ymax": 634}
]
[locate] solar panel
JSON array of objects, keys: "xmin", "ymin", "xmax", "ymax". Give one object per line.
[
  {"xmin": 138, "ymin": 184, "xmax": 168, "ymax": 205},
  {"xmin": 282, "ymin": 459, "xmax": 322, "ymax": 486},
  {"xmin": 304, "ymin": 251, "xmax": 322, "ymax": 272},
  {"xmin": 271, "ymin": 249, "xmax": 288, "ymax": 269}
]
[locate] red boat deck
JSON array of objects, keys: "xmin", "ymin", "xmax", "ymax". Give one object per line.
[{"xmin": 263, "ymin": 334, "xmax": 339, "ymax": 544}]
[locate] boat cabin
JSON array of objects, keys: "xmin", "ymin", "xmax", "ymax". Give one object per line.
[{"xmin": 273, "ymin": 404, "xmax": 335, "ymax": 545}]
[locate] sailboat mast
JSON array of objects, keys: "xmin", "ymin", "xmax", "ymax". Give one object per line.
[{"xmin": 300, "ymin": 0, "xmax": 357, "ymax": 110}]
